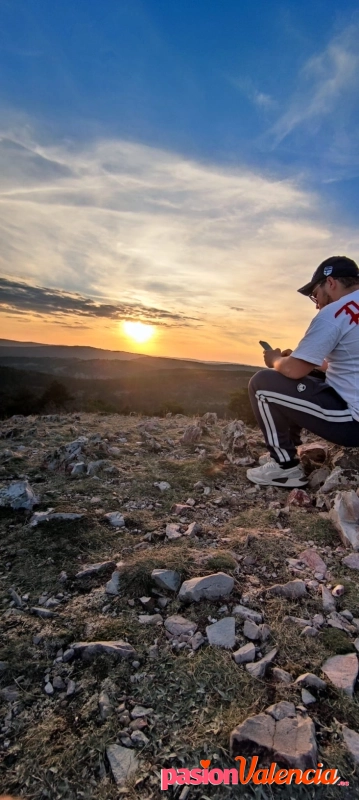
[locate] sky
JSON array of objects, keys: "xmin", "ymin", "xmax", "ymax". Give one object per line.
[{"xmin": 1, "ymin": 0, "xmax": 359, "ymax": 365}]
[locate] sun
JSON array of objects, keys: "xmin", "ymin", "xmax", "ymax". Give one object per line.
[{"xmin": 122, "ymin": 321, "xmax": 155, "ymax": 344}]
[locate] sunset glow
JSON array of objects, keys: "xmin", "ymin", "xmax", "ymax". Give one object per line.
[{"xmin": 122, "ymin": 321, "xmax": 155, "ymax": 344}]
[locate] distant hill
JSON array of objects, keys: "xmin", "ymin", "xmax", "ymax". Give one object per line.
[
  {"xmin": 0, "ymin": 339, "xmax": 258, "ymax": 378},
  {"xmin": 0, "ymin": 339, "xmax": 141, "ymax": 361}
]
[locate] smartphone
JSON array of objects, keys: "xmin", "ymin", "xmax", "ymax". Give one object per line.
[{"xmin": 259, "ymin": 340, "xmax": 273, "ymax": 351}]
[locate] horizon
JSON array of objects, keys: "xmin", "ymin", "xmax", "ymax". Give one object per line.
[
  {"xmin": 0, "ymin": 336, "xmax": 261, "ymax": 367},
  {"xmin": 1, "ymin": 1, "xmax": 359, "ymax": 364}
]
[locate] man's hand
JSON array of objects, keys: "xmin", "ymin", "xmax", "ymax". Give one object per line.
[
  {"xmin": 281, "ymin": 348, "xmax": 293, "ymax": 357},
  {"xmin": 263, "ymin": 347, "xmax": 282, "ymax": 368}
]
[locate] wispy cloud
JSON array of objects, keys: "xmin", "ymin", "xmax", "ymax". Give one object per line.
[
  {"xmin": 269, "ymin": 23, "xmax": 359, "ymax": 146},
  {"xmin": 227, "ymin": 76, "xmax": 275, "ymax": 110}
]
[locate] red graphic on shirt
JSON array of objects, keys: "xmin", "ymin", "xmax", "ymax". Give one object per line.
[{"xmin": 334, "ymin": 300, "xmax": 359, "ymax": 325}]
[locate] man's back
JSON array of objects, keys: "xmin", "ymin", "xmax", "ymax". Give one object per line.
[{"xmin": 292, "ymin": 288, "xmax": 359, "ymax": 420}]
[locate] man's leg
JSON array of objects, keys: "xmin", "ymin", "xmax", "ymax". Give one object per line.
[
  {"xmin": 247, "ymin": 369, "xmax": 359, "ymax": 486},
  {"xmin": 248, "ymin": 369, "xmax": 303, "ymax": 465}
]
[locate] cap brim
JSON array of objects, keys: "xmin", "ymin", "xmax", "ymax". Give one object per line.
[{"xmin": 297, "ymin": 280, "xmax": 315, "ymax": 296}]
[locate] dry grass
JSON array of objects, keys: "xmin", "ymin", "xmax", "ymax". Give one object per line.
[{"xmin": 1, "ymin": 413, "xmax": 359, "ymax": 798}]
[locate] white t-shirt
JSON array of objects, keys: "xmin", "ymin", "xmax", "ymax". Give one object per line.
[{"xmin": 292, "ymin": 289, "xmax": 359, "ymax": 421}]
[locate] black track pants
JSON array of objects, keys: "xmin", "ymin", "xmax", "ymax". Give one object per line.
[{"xmin": 248, "ymin": 369, "xmax": 359, "ymax": 464}]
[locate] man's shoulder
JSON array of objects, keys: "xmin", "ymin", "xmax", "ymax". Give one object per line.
[{"xmin": 319, "ymin": 290, "xmax": 359, "ymax": 324}]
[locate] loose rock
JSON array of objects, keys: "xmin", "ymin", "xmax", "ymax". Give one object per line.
[
  {"xmin": 206, "ymin": 617, "xmax": 235, "ymax": 649},
  {"xmin": 298, "ymin": 548, "xmax": 327, "ymax": 577},
  {"xmin": 288, "ymin": 489, "xmax": 311, "ymax": 507},
  {"xmin": 99, "ymin": 691, "xmax": 113, "ymax": 719},
  {"xmin": 321, "ymin": 653, "xmax": 358, "ymax": 697},
  {"xmin": 165, "ymin": 523, "xmax": 182, "ymax": 539},
  {"xmin": 30, "ymin": 511, "xmax": 84, "ymax": 526},
  {"xmin": 266, "ymin": 701, "xmax": 296, "ymax": 720},
  {"xmin": 164, "ymin": 615, "xmax": 197, "ymax": 637},
  {"xmin": 266, "ymin": 579, "xmax": 307, "ymax": 600},
  {"xmin": 321, "ymin": 585, "xmax": 336, "ymax": 613},
  {"xmin": 329, "ymin": 491, "xmax": 359, "ymax": 550},
  {"xmin": 272, "ymin": 667, "xmax": 293, "ymax": 684},
  {"xmin": 342, "ymin": 553, "xmax": 359, "ymax": 570},
  {"xmin": 72, "ymin": 640, "xmax": 136, "ymax": 661},
  {"xmin": 0, "ymin": 480, "xmax": 38, "ymax": 510},
  {"xmin": 75, "ymin": 561, "xmax": 116, "ymax": 579},
  {"xmin": 321, "ymin": 467, "xmax": 344, "ymax": 493},
  {"xmin": 232, "ymin": 605, "xmax": 263, "ymax": 624},
  {"xmin": 294, "ymin": 673, "xmax": 327, "ymax": 691},
  {"xmin": 104, "ymin": 511, "xmax": 125, "ymax": 528},
  {"xmin": 246, "ymin": 647, "xmax": 277, "ymax": 679},
  {"xmin": 178, "ymin": 572, "xmax": 234, "ymax": 602},
  {"xmin": 243, "ymin": 620, "xmax": 261, "ymax": 640},
  {"xmin": 105, "ymin": 571, "xmax": 121, "ymax": 595},
  {"xmin": 233, "ymin": 642, "xmax": 256, "ymax": 664},
  {"xmin": 106, "ymin": 744, "xmax": 138, "ymax": 787},
  {"xmin": 342, "ymin": 726, "xmax": 359, "ymax": 766},
  {"xmin": 151, "ymin": 569, "xmax": 181, "ymax": 592},
  {"xmin": 301, "ymin": 689, "xmax": 316, "ymax": 705}
]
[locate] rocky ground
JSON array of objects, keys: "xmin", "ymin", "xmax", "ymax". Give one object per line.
[{"xmin": 1, "ymin": 411, "xmax": 359, "ymax": 799}]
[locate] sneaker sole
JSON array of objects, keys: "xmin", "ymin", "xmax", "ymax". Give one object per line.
[{"xmin": 247, "ymin": 474, "xmax": 308, "ymax": 488}]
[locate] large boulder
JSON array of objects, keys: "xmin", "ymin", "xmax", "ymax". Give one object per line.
[{"xmin": 230, "ymin": 704, "xmax": 317, "ymax": 770}]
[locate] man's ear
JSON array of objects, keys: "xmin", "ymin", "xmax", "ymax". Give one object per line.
[{"xmin": 326, "ymin": 276, "xmax": 336, "ymax": 290}]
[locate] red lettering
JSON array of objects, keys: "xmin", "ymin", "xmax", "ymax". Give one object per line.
[
  {"xmin": 334, "ymin": 301, "xmax": 359, "ymax": 325},
  {"xmin": 273, "ymin": 769, "xmax": 289, "ymax": 785},
  {"xmin": 252, "ymin": 768, "xmax": 269, "ymax": 784},
  {"xmin": 320, "ymin": 768, "xmax": 340, "ymax": 784},
  {"xmin": 235, "ymin": 756, "xmax": 258, "ymax": 784},
  {"xmin": 287, "ymin": 769, "xmax": 303, "ymax": 785},
  {"xmin": 302, "ymin": 769, "xmax": 316, "ymax": 785}
]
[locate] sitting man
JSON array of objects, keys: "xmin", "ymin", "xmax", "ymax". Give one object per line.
[{"xmin": 247, "ymin": 255, "xmax": 359, "ymax": 488}]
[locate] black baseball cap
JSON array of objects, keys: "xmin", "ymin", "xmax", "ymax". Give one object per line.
[{"xmin": 297, "ymin": 255, "xmax": 359, "ymax": 296}]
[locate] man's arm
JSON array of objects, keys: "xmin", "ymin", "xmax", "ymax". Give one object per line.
[{"xmin": 264, "ymin": 348, "xmax": 320, "ymax": 379}]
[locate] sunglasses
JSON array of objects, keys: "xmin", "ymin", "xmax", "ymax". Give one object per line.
[{"xmin": 309, "ymin": 279, "xmax": 327, "ymax": 303}]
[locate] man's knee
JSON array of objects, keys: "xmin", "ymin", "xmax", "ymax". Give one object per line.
[{"xmin": 249, "ymin": 368, "xmax": 279, "ymax": 394}]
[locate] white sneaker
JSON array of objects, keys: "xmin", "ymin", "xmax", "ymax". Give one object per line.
[{"xmin": 246, "ymin": 459, "xmax": 307, "ymax": 488}]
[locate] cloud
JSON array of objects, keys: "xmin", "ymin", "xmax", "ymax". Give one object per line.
[
  {"xmin": 227, "ymin": 76, "xmax": 275, "ymax": 110},
  {"xmin": 0, "ymin": 277, "xmax": 198, "ymax": 327},
  {"xmin": 269, "ymin": 23, "xmax": 359, "ymax": 146},
  {"xmin": 0, "ymin": 127, "xmax": 358, "ymax": 360}
]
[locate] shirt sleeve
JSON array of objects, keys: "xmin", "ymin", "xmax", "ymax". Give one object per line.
[{"xmin": 291, "ymin": 312, "xmax": 343, "ymax": 366}]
